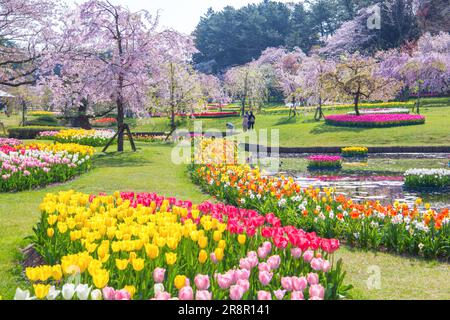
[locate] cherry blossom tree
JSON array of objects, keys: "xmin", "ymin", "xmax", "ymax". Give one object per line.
[
  {"xmin": 198, "ymin": 73, "xmax": 230, "ymax": 109},
  {"xmin": 149, "ymin": 61, "xmax": 204, "ymax": 131},
  {"xmin": 295, "ymin": 55, "xmax": 336, "ymax": 120},
  {"xmin": 39, "ymin": 0, "xmax": 195, "ymax": 151},
  {"xmin": 0, "ymin": 0, "xmax": 56, "ymax": 87},
  {"xmin": 378, "ymin": 32, "xmax": 450, "ymax": 113},
  {"xmin": 224, "ymin": 63, "xmax": 267, "ymax": 116},
  {"xmin": 323, "ymin": 52, "xmax": 403, "ymax": 115}
]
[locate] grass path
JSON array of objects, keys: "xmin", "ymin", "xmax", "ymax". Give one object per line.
[{"xmin": 0, "ymin": 143, "xmax": 449, "ymax": 299}]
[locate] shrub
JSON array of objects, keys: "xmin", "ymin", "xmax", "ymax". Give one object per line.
[
  {"xmin": 8, "ymin": 126, "xmax": 66, "ymax": 139},
  {"xmin": 404, "ymin": 169, "xmax": 450, "ymax": 189}
]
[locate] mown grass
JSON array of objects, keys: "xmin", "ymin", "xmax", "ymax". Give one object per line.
[
  {"xmin": 133, "ymin": 106, "xmax": 450, "ymax": 147},
  {"xmin": 0, "ymin": 142, "xmax": 449, "ymax": 300}
]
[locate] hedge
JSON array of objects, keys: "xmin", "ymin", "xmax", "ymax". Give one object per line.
[{"xmin": 8, "ymin": 126, "xmax": 66, "ymax": 139}]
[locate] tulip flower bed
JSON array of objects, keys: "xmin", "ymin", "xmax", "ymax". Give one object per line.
[
  {"xmin": 0, "ymin": 142, "xmax": 94, "ymax": 192},
  {"xmin": 307, "ymin": 156, "xmax": 342, "ymax": 170},
  {"xmin": 0, "ymin": 138, "xmax": 23, "ymax": 147},
  {"xmin": 92, "ymin": 118, "xmax": 117, "ymax": 127},
  {"xmin": 404, "ymin": 169, "xmax": 450, "ymax": 189},
  {"xmin": 190, "ymin": 164, "xmax": 450, "ymax": 259},
  {"xmin": 37, "ymin": 129, "xmax": 116, "ymax": 147},
  {"xmin": 325, "ymin": 114, "xmax": 425, "ymax": 128},
  {"xmin": 18, "ymin": 190, "xmax": 351, "ymax": 300},
  {"xmin": 177, "ymin": 112, "xmax": 239, "ymax": 118},
  {"xmin": 341, "ymin": 147, "xmax": 368, "ymax": 158},
  {"xmin": 346, "ymin": 108, "xmax": 410, "ymax": 115}
]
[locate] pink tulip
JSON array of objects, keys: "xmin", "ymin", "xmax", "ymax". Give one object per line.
[
  {"xmin": 307, "ymin": 273, "xmax": 319, "ymax": 285},
  {"xmin": 258, "ymin": 271, "xmax": 273, "ymax": 286},
  {"xmin": 274, "ymin": 289, "xmax": 286, "ymax": 300},
  {"xmin": 153, "ymin": 268, "xmax": 166, "ymax": 283},
  {"xmin": 262, "ymin": 241, "xmax": 272, "ymax": 253},
  {"xmin": 237, "ymin": 279, "xmax": 250, "ymax": 292},
  {"xmin": 257, "ymin": 290, "xmax": 272, "ymax": 300},
  {"xmin": 291, "ymin": 291, "xmax": 305, "ymax": 300},
  {"xmin": 235, "ymin": 269, "xmax": 250, "ymax": 281},
  {"xmin": 247, "ymin": 251, "xmax": 257, "ymax": 259},
  {"xmin": 257, "ymin": 246, "xmax": 269, "ymax": 259},
  {"xmin": 154, "ymin": 291, "xmax": 171, "ymax": 300},
  {"xmin": 267, "ymin": 255, "xmax": 281, "ymax": 270},
  {"xmin": 195, "ymin": 290, "xmax": 212, "ymax": 300},
  {"xmin": 229, "ymin": 285, "xmax": 245, "ymax": 300},
  {"xmin": 303, "ymin": 250, "xmax": 314, "ymax": 262},
  {"xmin": 310, "ymin": 258, "xmax": 323, "ymax": 271},
  {"xmin": 210, "ymin": 252, "xmax": 218, "ymax": 264},
  {"xmin": 281, "ymin": 277, "xmax": 293, "ymax": 291},
  {"xmin": 102, "ymin": 287, "xmax": 116, "ymax": 300},
  {"xmin": 217, "ymin": 273, "xmax": 234, "ymax": 289},
  {"xmin": 115, "ymin": 289, "xmax": 131, "ymax": 300},
  {"xmin": 292, "ymin": 276, "xmax": 308, "ymax": 291},
  {"xmin": 322, "ymin": 260, "xmax": 331, "ymax": 272},
  {"xmin": 178, "ymin": 286, "xmax": 194, "ymax": 300},
  {"xmin": 239, "ymin": 258, "xmax": 252, "ymax": 270},
  {"xmin": 309, "ymin": 284, "xmax": 325, "ymax": 300},
  {"xmin": 258, "ymin": 262, "xmax": 270, "ymax": 272},
  {"xmin": 194, "ymin": 274, "xmax": 210, "ymax": 290},
  {"xmin": 291, "ymin": 247, "xmax": 302, "ymax": 259}
]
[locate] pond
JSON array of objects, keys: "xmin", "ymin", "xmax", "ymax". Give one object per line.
[{"xmin": 261, "ymin": 153, "xmax": 450, "ymax": 210}]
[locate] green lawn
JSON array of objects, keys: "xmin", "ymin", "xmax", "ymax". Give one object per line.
[
  {"xmin": 133, "ymin": 106, "xmax": 450, "ymax": 147},
  {"xmin": 0, "ymin": 142, "xmax": 449, "ymax": 300}
]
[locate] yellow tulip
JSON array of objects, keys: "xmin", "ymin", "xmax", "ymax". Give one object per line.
[
  {"xmin": 198, "ymin": 249, "xmax": 207, "ymax": 264},
  {"xmin": 165, "ymin": 252, "xmax": 177, "ymax": 265},
  {"xmin": 198, "ymin": 236, "xmax": 208, "ymax": 249},
  {"xmin": 47, "ymin": 228, "xmax": 54, "ymax": 238},
  {"xmin": 238, "ymin": 234, "xmax": 246, "ymax": 245},
  {"xmin": 167, "ymin": 237, "xmax": 178, "ymax": 250},
  {"xmin": 33, "ymin": 284, "xmax": 50, "ymax": 299},
  {"xmin": 132, "ymin": 258, "xmax": 145, "ymax": 271},
  {"xmin": 124, "ymin": 285, "xmax": 136, "ymax": 299},
  {"xmin": 92, "ymin": 269, "xmax": 109, "ymax": 289},
  {"xmin": 213, "ymin": 231, "xmax": 222, "ymax": 242},
  {"xmin": 214, "ymin": 247, "xmax": 224, "ymax": 261},
  {"xmin": 218, "ymin": 240, "xmax": 226, "ymax": 249},
  {"xmin": 115, "ymin": 259, "xmax": 129, "ymax": 271},
  {"xmin": 145, "ymin": 243, "xmax": 159, "ymax": 259},
  {"xmin": 174, "ymin": 275, "xmax": 187, "ymax": 290}
]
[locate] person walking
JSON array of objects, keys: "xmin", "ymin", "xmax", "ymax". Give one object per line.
[
  {"xmin": 248, "ymin": 111, "xmax": 255, "ymax": 130},
  {"xmin": 242, "ymin": 113, "xmax": 249, "ymax": 132}
]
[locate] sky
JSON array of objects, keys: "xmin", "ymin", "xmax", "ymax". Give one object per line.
[{"xmin": 66, "ymin": 0, "xmax": 296, "ymax": 34}]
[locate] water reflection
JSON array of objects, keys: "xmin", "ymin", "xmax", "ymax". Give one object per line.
[{"xmin": 292, "ymin": 173, "xmax": 450, "ymax": 210}]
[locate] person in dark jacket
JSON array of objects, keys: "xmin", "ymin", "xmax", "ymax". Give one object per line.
[{"xmin": 248, "ymin": 111, "xmax": 255, "ymax": 130}]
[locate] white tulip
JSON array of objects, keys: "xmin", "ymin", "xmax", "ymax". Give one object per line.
[
  {"xmin": 76, "ymin": 284, "xmax": 92, "ymax": 300},
  {"xmin": 46, "ymin": 286, "xmax": 61, "ymax": 300},
  {"xmin": 14, "ymin": 288, "xmax": 35, "ymax": 300},
  {"xmin": 62, "ymin": 283, "xmax": 76, "ymax": 300},
  {"xmin": 90, "ymin": 289, "xmax": 103, "ymax": 300},
  {"xmin": 154, "ymin": 283, "xmax": 164, "ymax": 296}
]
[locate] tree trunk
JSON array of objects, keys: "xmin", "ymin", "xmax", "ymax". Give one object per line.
[
  {"xmin": 354, "ymin": 94, "xmax": 360, "ymax": 116},
  {"xmin": 241, "ymin": 98, "xmax": 246, "ymax": 116},
  {"xmin": 76, "ymin": 100, "xmax": 92, "ymax": 130},
  {"xmin": 116, "ymin": 96, "xmax": 124, "ymax": 152}
]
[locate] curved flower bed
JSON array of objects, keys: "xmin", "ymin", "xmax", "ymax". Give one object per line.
[
  {"xmin": 37, "ymin": 129, "xmax": 115, "ymax": 147},
  {"xmin": 325, "ymin": 114, "xmax": 425, "ymax": 128},
  {"xmin": 177, "ymin": 112, "xmax": 239, "ymax": 119},
  {"xmin": 307, "ymin": 156, "xmax": 342, "ymax": 170},
  {"xmin": 404, "ymin": 169, "xmax": 450, "ymax": 189},
  {"xmin": 190, "ymin": 163, "xmax": 449, "ymax": 259},
  {"xmin": 17, "ymin": 191, "xmax": 350, "ymax": 300},
  {"xmin": 341, "ymin": 147, "xmax": 368, "ymax": 158},
  {"xmin": 92, "ymin": 118, "xmax": 117, "ymax": 127},
  {"xmin": 347, "ymin": 108, "xmax": 410, "ymax": 115},
  {"xmin": 0, "ymin": 142, "xmax": 94, "ymax": 192}
]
